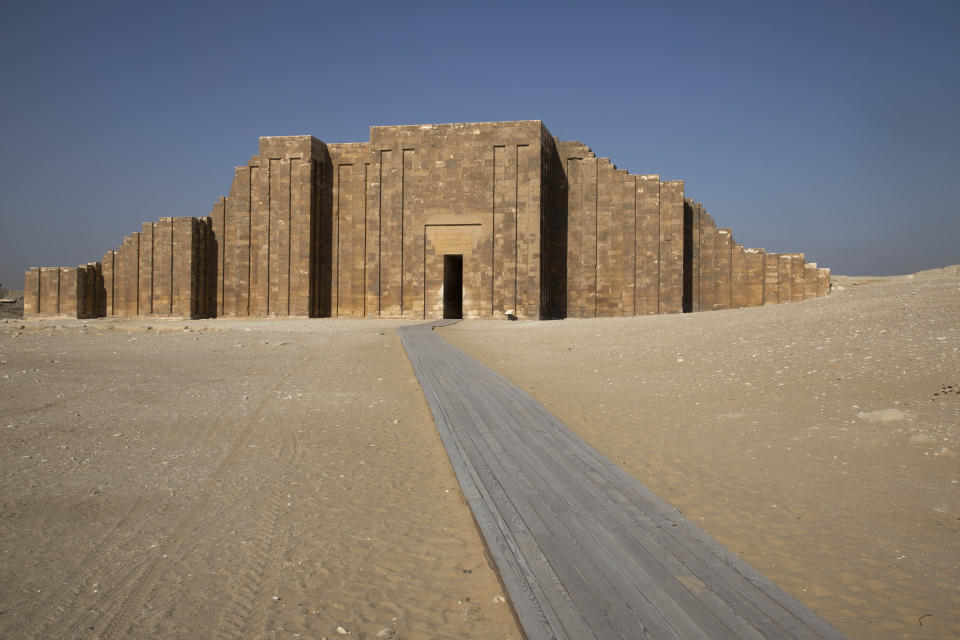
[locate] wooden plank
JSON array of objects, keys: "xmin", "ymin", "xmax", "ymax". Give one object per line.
[
  {"xmin": 460, "ymin": 382, "xmax": 758, "ymax": 639},
  {"xmin": 481, "ymin": 360, "xmax": 846, "ymax": 638},
  {"xmin": 397, "ymin": 322, "xmax": 848, "ymax": 640},
  {"xmin": 427, "ymin": 347, "xmax": 719, "ymax": 637},
  {"xmin": 422, "ymin": 337, "xmax": 794, "ymax": 635},
  {"xmin": 399, "ymin": 327, "xmax": 572, "ymax": 639}
]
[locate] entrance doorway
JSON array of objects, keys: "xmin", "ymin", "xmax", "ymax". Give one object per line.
[{"xmin": 443, "ymin": 254, "xmax": 463, "ymax": 319}]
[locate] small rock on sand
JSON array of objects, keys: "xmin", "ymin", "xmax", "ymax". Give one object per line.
[{"xmin": 856, "ymin": 408, "xmax": 910, "ymax": 423}]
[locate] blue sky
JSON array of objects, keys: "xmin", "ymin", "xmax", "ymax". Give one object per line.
[{"xmin": 1, "ymin": 0, "xmax": 958, "ymax": 287}]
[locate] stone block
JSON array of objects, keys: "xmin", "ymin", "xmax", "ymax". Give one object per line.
[
  {"xmin": 210, "ymin": 197, "xmax": 225, "ymax": 316},
  {"xmin": 688, "ymin": 202, "xmax": 702, "ymax": 313},
  {"xmin": 83, "ymin": 263, "xmax": 100, "ymax": 318},
  {"xmin": 564, "ymin": 154, "xmax": 598, "ymax": 316},
  {"xmin": 763, "ymin": 253, "xmax": 779, "ymax": 305},
  {"xmin": 595, "ymin": 161, "xmax": 632, "ymax": 317},
  {"xmin": 817, "ymin": 267, "xmax": 830, "ymax": 297},
  {"xmin": 113, "ymin": 233, "xmax": 140, "ymax": 316},
  {"xmin": 248, "ymin": 164, "xmax": 270, "ymax": 316},
  {"xmin": 790, "ymin": 254, "xmax": 805, "ymax": 303},
  {"xmin": 171, "ymin": 217, "xmax": 197, "ymax": 317},
  {"xmin": 714, "ymin": 229, "xmax": 732, "ymax": 309},
  {"xmin": 58, "ymin": 268, "xmax": 79, "ymax": 317},
  {"xmin": 745, "ymin": 249, "xmax": 764, "ymax": 307},
  {"xmin": 139, "ymin": 222, "xmax": 154, "ymax": 315},
  {"xmin": 698, "ymin": 214, "xmax": 716, "ymax": 311},
  {"xmin": 635, "ymin": 175, "xmax": 660, "ymax": 315},
  {"xmin": 658, "ymin": 180, "xmax": 684, "ymax": 314},
  {"xmin": 731, "ymin": 244, "xmax": 748, "ymax": 308},
  {"xmin": 777, "ymin": 254, "xmax": 792, "ymax": 303},
  {"xmin": 23, "ymin": 268, "xmax": 40, "ymax": 315},
  {"xmin": 39, "ymin": 267, "xmax": 61, "ymax": 315},
  {"xmin": 153, "ymin": 218, "xmax": 173, "ymax": 315},
  {"xmin": 102, "ymin": 251, "xmax": 114, "ymax": 316},
  {"xmin": 804, "ymin": 262, "xmax": 818, "ymax": 300},
  {"xmin": 223, "ymin": 167, "xmax": 251, "ymax": 316}
]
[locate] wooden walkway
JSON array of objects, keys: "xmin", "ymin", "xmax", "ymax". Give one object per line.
[{"xmin": 398, "ymin": 321, "xmax": 848, "ymax": 640}]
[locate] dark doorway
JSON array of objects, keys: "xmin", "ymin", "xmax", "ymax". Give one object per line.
[
  {"xmin": 443, "ymin": 254, "xmax": 463, "ymax": 319},
  {"xmin": 682, "ymin": 201, "xmax": 693, "ymax": 313}
]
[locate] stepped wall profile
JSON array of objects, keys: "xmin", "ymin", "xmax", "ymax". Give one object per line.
[{"xmin": 25, "ymin": 120, "xmax": 830, "ymax": 320}]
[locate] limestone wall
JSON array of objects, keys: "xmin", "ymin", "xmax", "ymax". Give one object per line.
[
  {"xmin": 215, "ymin": 136, "xmax": 323, "ymax": 318},
  {"xmin": 561, "ymin": 143, "xmax": 598, "ymax": 317},
  {"xmin": 636, "ymin": 175, "xmax": 660, "ymax": 315},
  {"xmin": 23, "ymin": 120, "xmax": 831, "ymax": 321},
  {"xmin": 804, "ymin": 262, "xmax": 819, "ymax": 300},
  {"xmin": 698, "ymin": 212, "xmax": 716, "ymax": 311},
  {"xmin": 551, "ymin": 134, "xmax": 831, "ymax": 319},
  {"xmin": 326, "ymin": 121, "xmax": 548, "ymax": 319},
  {"xmin": 714, "ymin": 229, "xmax": 733, "ymax": 310},
  {"xmin": 23, "ymin": 265, "xmax": 98, "ymax": 318},
  {"xmin": 817, "ymin": 267, "xmax": 831, "ymax": 297}
]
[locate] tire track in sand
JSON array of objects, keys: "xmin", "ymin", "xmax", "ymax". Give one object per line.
[
  {"xmin": 211, "ymin": 418, "xmax": 302, "ymax": 640},
  {"xmin": 27, "ymin": 386, "xmax": 253, "ymax": 640},
  {"xmin": 83, "ymin": 371, "xmax": 293, "ymax": 640}
]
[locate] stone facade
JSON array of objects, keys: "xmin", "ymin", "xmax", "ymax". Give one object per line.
[{"xmin": 24, "ymin": 120, "xmax": 830, "ymax": 320}]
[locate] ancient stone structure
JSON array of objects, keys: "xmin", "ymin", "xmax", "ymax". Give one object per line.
[{"xmin": 24, "ymin": 120, "xmax": 829, "ymax": 320}]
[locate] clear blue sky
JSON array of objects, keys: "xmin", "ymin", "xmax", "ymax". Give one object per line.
[{"xmin": 2, "ymin": 0, "xmax": 958, "ymax": 287}]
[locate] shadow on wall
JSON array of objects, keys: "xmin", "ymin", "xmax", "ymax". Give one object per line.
[
  {"xmin": 683, "ymin": 200, "xmax": 694, "ymax": 313},
  {"xmin": 541, "ymin": 139, "xmax": 568, "ymax": 319},
  {"xmin": 315, "ymin": 149, "xmax": 334, "ymax": 318}
]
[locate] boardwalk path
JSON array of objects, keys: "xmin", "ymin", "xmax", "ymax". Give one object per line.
[{"xmin": 398, "ymin": 321, "xmax": 848, "ymax": 640}]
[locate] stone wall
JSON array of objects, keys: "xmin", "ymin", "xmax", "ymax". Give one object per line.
[
  {"xmin": 23, "ymin": 120, "xmax": 830, "ymax": 320},
  {"xmin": 212, "ymin": 136, "xmax": 324, "ymax": 318},
  {"xmin": 326, "ymin": 121, "xmax": 550, "ymax": 319},
  {"xmin": 23, "ymin": 265, "xmax": 99, "ymax": 318}
]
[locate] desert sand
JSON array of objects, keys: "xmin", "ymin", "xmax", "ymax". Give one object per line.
[
  {"xmin": 0, "ymin": 318, "xmax": 521, "ymax": 639},
  {"xmin": 1, "ymin": 267, "xmax": 957, "ymax": 640},
  {"xmin": 442, "ymin": 266, "xmax": 960, "ymax": 640}
]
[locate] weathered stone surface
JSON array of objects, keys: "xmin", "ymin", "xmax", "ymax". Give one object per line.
[
  {"xmin": 778, "ymin": 254, "xmax": 793, "ymax": 303},
  {"xmin": 23, "ymin": 268, "xmax": 40, "ymax": 315},
  {"xmin": 714, "ymin": 229, "xmax": 733, "ymax": 310},
  {"xmin": 102, "ymin": 251, "xmax": 114, "ymax": 316},
  {"xmin": 84, "ymin": 263, "xmax": 100, "ymax": 318},
  {"xmin": 699, "ymin": 213, "xmax": 716, "ymax": 311},
  {"xmin": 763, "ymin": 252, "xmax": 780, "ymax": 305},
  {"xmin": 139, "ymin": 222, "xmax": 154, "ymax": 315},
  {"xmin": 731, "ymin": 244, "xmax": 749, "ymax": 309},
  {"xmin": 804, "ymin": 262, "xmax": 819, "ymax": 300},
  {"xmin": 635, "ymin": 175, "xmax": 660, "ymax": 315},
  {"xmin": 658, "ymin": 180, "xmax": 685, "ymax": 314},
  {"xmin": 24, "ymin": 266, "xmax": 95, "ymax": 317},
  {"xmin": 39, "ymin": 267, "xmax": 60, "ymax": 315},
  {"xmin": 790, "ymin": 254, "xmax": 806, "ymax": 303},
  {"xmin": 745, "ymin": 248, "xmax": 765, "ymax": 308},
  {"xmin": 817, "ymin": 267, "xmax": 831, "ymax": 297},
  {"xmin": 58, "ymin": 267, "xmax": 79, "ymax": 317},
  {"xmin": 153, "ymin": 218, "xmax": 173, "ymax": 315},
  {"xmin": 24, "ymin": 120, "xmax": 829, "ymax": 320}
]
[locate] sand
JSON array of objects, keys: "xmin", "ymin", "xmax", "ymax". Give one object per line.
[
  {"xmin": 0, "ymin": 319, "xmax": 521, "ymax": 639},
  {"xmin": 2, "ymin": 267, "xmax": 957, "ymax": 640},
  {"xmin": 441, "ymin": 266, "xmax": 960, "ymax": 640}
]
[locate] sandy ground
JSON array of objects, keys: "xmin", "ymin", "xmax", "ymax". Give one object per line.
[
  {"xmin": 441, "ymin": 266, "xmax": 960, "ymax": 640},
  {"xmin": 0, "ymin": 318, "xmax": 521, "ymax": 639},
  {"xmin": 2, "ymin": 268, "xmax": 957, "ymax": 640}
]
